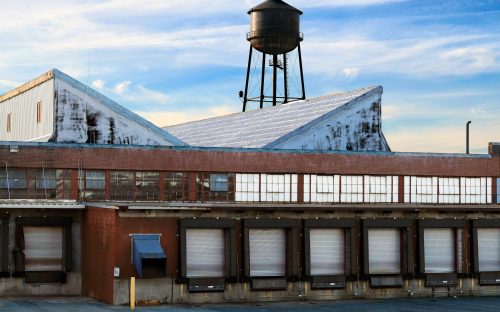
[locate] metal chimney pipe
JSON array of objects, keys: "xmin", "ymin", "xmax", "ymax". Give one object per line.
[{"xmin": 466, "ymin": 121, "xmax": 471, "ymax": 154}]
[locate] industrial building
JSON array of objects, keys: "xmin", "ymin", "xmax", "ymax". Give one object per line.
[{"xmin": 0, "ymin": 0, "xmax": 499, "ymax": 306}]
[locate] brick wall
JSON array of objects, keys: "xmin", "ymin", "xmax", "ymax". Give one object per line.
[{"xmin": 82, "ymin": 207, "xmax": 116, "ymax": 304}]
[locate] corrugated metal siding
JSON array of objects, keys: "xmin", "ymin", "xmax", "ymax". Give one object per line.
[
  {"xmin": 478, "ymin": 228, "xmax": 500, "ymax": 272},
  {"xmin": 0, "ymin": 79, "xmax": 54, "ymax": 141},
  {"xmin": 249, "ymin": 228, "xmax": 286, "ymax": 277},
  {"xmin": 310, "ymin": 229, "xmax": 344, "ymax": 275},
  {"xmin": 24, "ymin": 226, "xmax": 63, "ymax": 271},
  {"xmin": 368, "ymin": 228, "xmax": 400, "ymax": 274},
  {"xmin": 424, "ymin": 228, "xmax": 455, "ymax": 273},
  {"xmin": 186, "ymin": 229, "xmax": 225, "ymax": 277}
]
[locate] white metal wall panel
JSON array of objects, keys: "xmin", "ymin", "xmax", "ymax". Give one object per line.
[
  {"xmin": 24, "ymin": 226, "xmax": 63, "ymax": 271},
  {"xmin": 186, "ymin": 229, "xmax": 225, "ymax": 277},
  {"xmin": 424, "ymin": 228, "xmax": 454, "ymax": 273},
  {"xmin": 0, "ymin": 79, "xmax": 54, "ymax": 142},
  {"xmin": 368, "ymin": 228, "xmax": 400, "ymax": 274},
  {"xmin": 249, "ymin": 228, "xmax": 286, "ymax": 277},
  {"xmin": 310, "ymin": 229, "xmax": 344, "ymax": 275},
  {"xmin": 477, "ymin": 228, "xmax": 500, "ymax": 272}
]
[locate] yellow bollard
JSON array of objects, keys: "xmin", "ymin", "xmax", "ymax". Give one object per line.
[{"xmin": 130, "ymin": 276, "xmax": 136, "ymax": 310}]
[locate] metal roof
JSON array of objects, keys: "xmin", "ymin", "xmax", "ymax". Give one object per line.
[
  {"xmin": 165, "ymin": 86, "xmax": 383, "ymax": 149},
  {"xmin": 248, "ymin": 0, "xmax": 303, "ymax": 14}
]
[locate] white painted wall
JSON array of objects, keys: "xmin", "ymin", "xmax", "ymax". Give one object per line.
[
  {"xmin": 271, "ymin": 93, "xmax": 389, "ymax": 151},
  {"xmin": 0, "ymin": 79, "xmax": 54, "ymax": 142}
]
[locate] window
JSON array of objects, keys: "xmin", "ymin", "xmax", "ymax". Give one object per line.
[
  {"xmin": 83, "ymin": 171, "xmax": 105, "ymax": 200},
  {"xmin": 438, "ymin": 178, "xmax": 460, "ymax": 204},
  {"xmin": 235, "ymin": 174, "xmax": 259, "ymax": 202},
  {"xmin": 364, "ymin": 176, "xmax": 398, "ymax": 203},
  {"xmin": 460, "ymin": 177, "xmax": 492, "ymax": 204},
  {"xmin": 6, "ymin": 113, "xmax": 12, "ymax": 132},
  {"xmin": 0, "ymin": 169, "xmax": 27, "ymax": 199},
  {"xmin": 110, "ymin": 171, "xmax": 134, "ymax": 200},
  {"xmin": 135, "ymin": 172, "xmax": 159, "ymax": 200},
  {"xmin": 260, "ymin": 174, "xmax": 297, "ymax": 202},
  {"xmin": 56, "ymin": 170, "xmax": 72, "ymax": 200},
  {"xmin": 164, "ymin": 172, "xmax": 189, "ymax": 201},
  {"xmin": 37, "ymin": 101, "xmax": 42, "ymax": 124},
  {"xmin": 180, "ymin": 219, "xmax": 237, "ymax": 292},
  {"xmin": 28, "ymin": 169, "xmax": 57, "ymax": 199},
  {"xmin": 340, "ymin": 175, "xmax": 363, "ymax": 203},
  {"xmin": 304, "ymin": 175, "xmax": 340, "ymax": 203},
  {"xmin": 196, "ymin": 173, "xmax": 234, "ymax": 201},
  {"xmin": 404, "ymin": 176, "xmax": 437, "ymax": 204}
]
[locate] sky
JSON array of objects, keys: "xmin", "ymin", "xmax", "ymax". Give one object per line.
[{"xmin": 0, "ymin": 0, "xmax": 499, "ymax": 153}]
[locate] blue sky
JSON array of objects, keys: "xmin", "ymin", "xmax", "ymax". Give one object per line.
[{"xmin": 0, "ymin": 0, "xmax": 499, "ymax": 153}]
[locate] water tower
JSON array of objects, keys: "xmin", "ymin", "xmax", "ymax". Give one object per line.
[{"xmin": 241, "ymin": 0, "xmax": 305, "ymax": 111}]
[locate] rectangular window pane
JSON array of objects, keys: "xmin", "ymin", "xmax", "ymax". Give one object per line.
[
  {"xmin": 164, "ymin": 172, "xmax": 189, "ymax": 201},
  {"xmin": 135, "ymin": 172, "xmax": 159, "ymax": 200},
  {"xmin": 110, "ymin": 171, "xmax": 134, "ymax": 200},
  {"xmin": 310, "ymin": 229, "xmax": 344, "ymax": 275},
  {"xmin": 84, "ymin": 170, "xmax": 105, "ymax": 200},
  {"xmin": 56, "ymin": 169, "xmax": 72, "ymax": 200},
  {"xmin": 28, "ymin": 169, "xmax": 56, "ymax": 199},
  {"xmin": 368, "ymin": 228, "xmax": 401, "ymax": 274},
  {"xmin": 197, "ymin": 173, "xmax": 234, "ymax": 201},
  {"xmin": 424, "ymin": 228, "xmax": 455, "ymax": 273},
  {"xmin": 210, "ymin": 174, "xmax": 228, "ymax": 192}
]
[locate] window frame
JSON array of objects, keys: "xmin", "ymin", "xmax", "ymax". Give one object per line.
[
  {"xmin": 196, "ymin": 173, "xmax": 235, "ymax": 202},
  {"xmin": 164, "ymin": 172, "xmax": 189, "ymax": 201}
]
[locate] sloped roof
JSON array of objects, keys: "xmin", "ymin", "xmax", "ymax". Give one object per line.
[
  {"xmin": 248, "ymin": 0, "xmax": 303, "ymax": 14},
  {"xmin": 165, "ymin": 86, "xmax": 383, "ymax": 148}
]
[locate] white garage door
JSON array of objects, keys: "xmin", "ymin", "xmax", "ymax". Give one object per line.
[
  {"xmin": 24, "ymin": 226, "xmax": 63, "ymax": 271},
  {"xmin": 368, "ymin": 228, "xmax": 400, "ymax": 274},
  {"xmin": 186, "ymin": 229, "xmax": 225, "ymax": 277},
  {"xmin": 310, "ymin": 229, "xmax": 344, "ymax": 275},
  {"xmin": 424, "ymin": 228, "xmax": 455, "ymax": 273},
  {"xmin": 249, "ymin": 228, "xmax": 286, "ymax": 277},
  {"xmin": 478, "ymin": 228, "xmax": 500, "ymax": 272}
]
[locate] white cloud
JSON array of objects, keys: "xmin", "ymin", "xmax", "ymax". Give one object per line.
[
  {"xmin": 342, "ymin": 67, "xmax": 360, "ymax": 79},
  {"xmin": 92, "ymin": 79, "xmax": 105, "ymax": 90},
  {"xmin": 136, "ymin": 105, "xmax": 237, "ymax": 128},
  {"xmin": 113, "ymin": 81, "xmax": 131, "ymax": 95}
]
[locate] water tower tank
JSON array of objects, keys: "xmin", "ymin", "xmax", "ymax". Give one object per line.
[{"xmin": 247, "ymin": 0, "xmax": 303, "ymax": 55}]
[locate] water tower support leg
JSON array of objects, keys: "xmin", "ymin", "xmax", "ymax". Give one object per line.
[
  {"xmin": 298, "ymin": 44, "xmax": 306, "ymax": 100},
  {"xmin": 283, "ymin": 53, "xmax": 288, "ymax": 103},
  {"xmin": 243, "ymin": 46, "xmax": 253, "ymax": 112},
  {"xmin": 273, "ymin": 54, "xmax": 278, "ymax": 106},
  {"xmin": 260, "ymin": 53, "xmax": 266, "ymax": 108}
]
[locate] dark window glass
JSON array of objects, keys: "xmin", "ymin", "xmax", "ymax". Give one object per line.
[
  {"xmin": 197, "ymin": 173, "xmax": 234, "ymax": 201},
  {"xmin": 28, "ymin": 169, "xmax": 56, "ymax": 199},
  {"xmin": 56, "ymin": 169, "xmax": 72, "ymax": 200},
  {"xmin": 164, "ymin": 172, "xmax": 189, "ymax": 201},
  {"xmin": 135, "ymin": 172, "xmax": 159, "ymax": 200},
  {"xmin": 0, "ymin": 169, "xmax": 27, "ymax": 199},
  {"xmin": 110, "ymin": 171, "xmax": 134, "ymax": 200},
  {"xmin": 84, "ymin": 170, "xmax": 105, "ymax": 200}
]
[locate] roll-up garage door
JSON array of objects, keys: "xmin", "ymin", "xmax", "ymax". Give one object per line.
[
  {"xmin": 368, "ymin": 228, "xmax": 400, "ymax": 274},
  {"xmin": 424, "ymin": 228, "xmax": 454, "ymax": 273},
  {"xmin": 249, "ymin": 228, "xmax": 286, "ymax": 277},
  {"xmin": 24, "ymin": 226, "xmax": 63, "ymax": 271},
  {"xmin": 310, "ymin": 229, "xmax": 344, "ymax": 275},
  {"xmin": 186, "ymin": 229, "xmax": 225, "ymax": 277},
  {"xmin": 478, "ymin": 228, "xmax": 500, "ymax": 272}
]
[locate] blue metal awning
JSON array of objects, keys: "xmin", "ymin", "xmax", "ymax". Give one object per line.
[{"xmin": 131, "ymin": 234, "xmax": 166, "ymax": 277}]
